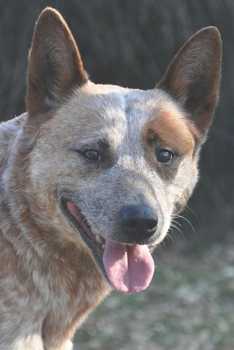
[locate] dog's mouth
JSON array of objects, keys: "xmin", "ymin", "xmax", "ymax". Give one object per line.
[{"xmin": 65, "ymin": 201, "xmax": 155, "ymax": 293}]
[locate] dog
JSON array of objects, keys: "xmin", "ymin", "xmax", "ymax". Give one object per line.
[{"xmin": 0, "ymin": 7, "xmax": 221, "ymax": 350}]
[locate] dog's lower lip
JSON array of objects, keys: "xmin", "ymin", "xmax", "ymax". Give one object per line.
[{"xmin": 147, "ymin": 244, "xmax": 154, "ymax": 252}]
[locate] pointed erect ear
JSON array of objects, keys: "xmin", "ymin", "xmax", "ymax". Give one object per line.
[
  {"xmin": 157, "ymin": 27, "xmax": 222, "ymax": 139},
  {"xmin": 26, "ymin": 7, "xmax": 88, "ymax": 116}
]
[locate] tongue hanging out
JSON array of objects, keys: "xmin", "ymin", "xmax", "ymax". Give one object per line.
[{"xmin": 103, "ymin": 240, "xmax": 155, "ymax": 293}]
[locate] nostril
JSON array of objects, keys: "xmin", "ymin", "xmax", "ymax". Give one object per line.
[
  {"xmin": 146, "ymin": 219, "xmax": 157, "ymax": 231},
  {"xmin": 124, "ymin": 219, "xmax": 138, "ymax": 231}
]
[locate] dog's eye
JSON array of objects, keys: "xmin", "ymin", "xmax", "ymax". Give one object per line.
[
  {"xmin": 156, "ymin": 149, "xmax": 174, "ymax": 163},
  {"xmin": 82, "ymin": 149, "xmax": 100, "ymax": 161}
]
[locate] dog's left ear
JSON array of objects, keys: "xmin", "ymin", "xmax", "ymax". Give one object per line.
[
  {"xmin": 26, "ymin": 8, "xmax": 88, "ymax": 117},
  {"xmin": 157, "ymin": 27, "xmax": 221, "ymax": 141}
]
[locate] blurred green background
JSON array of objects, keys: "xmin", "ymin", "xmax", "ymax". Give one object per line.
[{"xmin": 1, "ymin": 1, "xmax": 234, "ymax": 349}]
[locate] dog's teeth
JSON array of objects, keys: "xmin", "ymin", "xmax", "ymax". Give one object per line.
[{"xmin": 95, "ymin": 234, "xmax": 103, "ymax": 244}]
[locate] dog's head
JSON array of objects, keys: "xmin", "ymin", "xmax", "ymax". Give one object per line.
[{"xmin": 22, "ymin": 8, "xmax": 221, "ymax": 293}]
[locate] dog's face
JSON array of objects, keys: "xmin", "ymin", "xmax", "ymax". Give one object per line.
[
  {"xmin": 27, "ymin": 84, "xmax": 199, "ymax": 292},
  {"xmin": 22, "ymin": 8, "xmax": 221, "ymax": 293}
]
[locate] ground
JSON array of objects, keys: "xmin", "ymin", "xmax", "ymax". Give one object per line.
[{"xmin": 74, "ymin": 238, "xmax": 234, "ymax": 350}]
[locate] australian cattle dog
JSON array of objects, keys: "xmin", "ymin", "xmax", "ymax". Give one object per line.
[{"xmin": 0, "ymin": 7, "xmax": 221, "ymax": 350}]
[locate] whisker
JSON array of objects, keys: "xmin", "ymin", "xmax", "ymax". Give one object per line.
[
  {"xmin": 173, "ymin": 214, "xmax": 195, "ymax": 234},
  {"xmin": 166, "ymin": 232, "xmax": 174, "ymax": 243},
  {"xmin": 183, "ymin": 206, "xmax": 200, "ymax": 223},
  {"xmin": 170, "ymin": 221, "xmax": 184, "ymax": 236}
]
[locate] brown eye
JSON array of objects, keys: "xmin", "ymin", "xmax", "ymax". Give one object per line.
[
  {"xmin": 157, "ymin": 149, "xmax": 174, "ymax": 163},
  {"xmin": 83, "ymin": 149, "xmax": 100, "ymax": 161}
]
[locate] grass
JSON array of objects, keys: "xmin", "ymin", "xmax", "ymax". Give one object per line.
[{"xmin": 73, "ymin": 241, "xmax": 234, "ymax": 350}]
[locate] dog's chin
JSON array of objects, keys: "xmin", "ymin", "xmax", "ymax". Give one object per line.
[{"xmin": 61, "ymin": 199, "xmax": 157, "ymax": 293}]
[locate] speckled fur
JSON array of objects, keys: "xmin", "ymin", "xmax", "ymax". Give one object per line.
[{"xmin": 0, "ymin": 8, "xmax": 221, "ymax": 350}]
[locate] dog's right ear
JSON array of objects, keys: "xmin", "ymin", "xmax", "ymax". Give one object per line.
[{"xmin": 26, "ymin": 8, "xmax": 88, "ymax": 117}]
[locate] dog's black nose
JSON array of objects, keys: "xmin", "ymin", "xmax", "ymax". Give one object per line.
[{"xmin": 121, "ymin": 205, "xmax": 157, "ymax": 242}]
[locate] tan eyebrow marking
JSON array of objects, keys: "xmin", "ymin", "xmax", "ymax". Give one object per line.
[{"xmin": 142, "ymin": 108, "xmax": 197, "ymax": 155}]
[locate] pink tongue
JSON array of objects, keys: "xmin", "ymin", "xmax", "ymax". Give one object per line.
[{"xmin": 103, "ymin": 240, "xmax": 155, "ymax": 293}]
